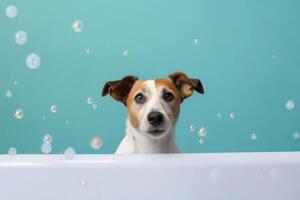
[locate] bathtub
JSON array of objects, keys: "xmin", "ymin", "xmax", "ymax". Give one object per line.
[{"xmin": 0, "ymin": 152, "xmax": 299, "ymax": 200}]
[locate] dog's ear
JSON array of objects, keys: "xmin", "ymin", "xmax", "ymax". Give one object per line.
[
  {"xmin": 169, "ymin": 72, "xmax": 204, "ymax": 102},
  {"xmin": 102, "ymin": 76, "xmax": 138, "ymax": 105}
]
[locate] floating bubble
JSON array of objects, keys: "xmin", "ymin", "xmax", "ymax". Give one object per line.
[
  {"xmin": 80, "ymin": 180, "xmax": 88, "ymax": 187},
  {"xmin": 64, "ymin": 147, "xmax": 76, "ymax": 159},
  {"xmin": 293, "ymin": 132, "xmax": 300, "ymax": 140},
  {"xmin": 87, "ymin": 97, "xmax": 93, "ymax": 105},
  {"xmin": 285, "ymin": 100, "xmax": 295, "ymax": 110},
  {"xmin": 6, "ymin": 5, "xmax": 18, "ymax": 18},
  {"xmin": 43, "ymin": 134, "xmax": 52, "ymax": 144},
  {"xmin": 8, "ymin": 147, "xmax": 17, "ymax": 156},
  {"xmin": 90, "ymin": 136, "xmax": 103, "ymax": 150},
  {"xmin": 86, "ymin": 48, "xmax": 91, "ymax": 54},
  {"xmin": 65, "ymin": 121, "xmax": 69, "ymax": 125},
  {"xmin": 50, "ymin": 105, "xmax": 57, "ymax": 113},
  {"xmin": 271, "ymin": 55, "xmax": 276, "ymax": 59},
  {"xmin": 217, "ymin": 113, "xmax": 222, "ymax": 118},
  {"xmin": 26, "ymin": 53, "xmax": 40, "ymax": 69},
  {"xmin": 92, "ymin": 103, "xmax": 98, "ymax": 110},
  {"xmin": 251, "ymin": 133, "xmax": 257, "ymax": 140},
  {"xmin": 15, "ymin": 31, "xmax": 28, "ymax": 45},
  {"xmin": 198, "ymin": 127, "xmax": 207, "ymax": 137},
  {"xmin": 198, "ymin": 138, "xmax": 204, "ymax": 144},
  {"xmin": 42, "ymin": 116, "xmax": 46, "ymax": 120},
  {"xmin": 270, "ymin": 168, "xmax": 280, "ymax": 180},
  {"xmin": 229, "ymin": 112, "xmax": 235, "ymax": 119},
  {"xmin": 5, "ymin": 90, "xmax": 12, "ymax": 98},
  {"xmin": 41, "ymin": 143, "xmax": 52, "ymax": 154},
  {"xmin": 14, "ymin": 109, "xmax": 24, "ymax": 119},
  {"xmin": 193, "ymin": 38, "xmax": 200, "ymax": 45},
  {"xmin": 188, "ymin": 124, "xmax": 196, "ymax": 132},
  {"xmin": 14, "ymin": 81, "xmax": 18, "ymax": 86},
  {"xmin": 122, "ymin": 50, "xmax": 128, "ymax": 56},
  {"xmin": 72, "ymin": 20, "xmax": 83, "ymax": 32}
]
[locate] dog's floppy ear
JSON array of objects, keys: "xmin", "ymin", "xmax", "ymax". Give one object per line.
[
  {"xmin": 169, "ymin": 72, "xmax": 204, "ymax": 102},
  {"xmin": 102, "ymin": 76, "xmax": 138, "ymax": 105}
]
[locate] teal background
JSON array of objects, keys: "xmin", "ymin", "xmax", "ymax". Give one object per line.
[{"xmin": 0, "ymin": 0, "xmax": 299, "ymax": 154}]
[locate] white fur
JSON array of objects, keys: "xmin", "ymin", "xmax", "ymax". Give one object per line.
[{"xmin": 115, "ymin": 80, "xmax": 180, "ymax": 154}]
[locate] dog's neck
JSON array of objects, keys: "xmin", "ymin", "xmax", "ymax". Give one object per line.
[{"xmin": 125, "ymin": 118, "xmax": 179, "ymax": 153}]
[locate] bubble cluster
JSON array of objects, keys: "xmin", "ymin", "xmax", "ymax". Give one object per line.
[
  {"xmin": 6, "ymin": 5, "xmax": 18, "ymax": 18},
  {"xmin": 5, "ymin": 90, "xmax": 12, "ymax": 98},
  {"xmin": 193, "ymin": 38, "xmax": 200, "ymax": 45},
  {"xmin": 41, "ymin": 142, "xmax": 52, "ymax": 154},
  {"xmin": 50, "ymin": 105, "xmax": 57, "ymax": 113},
  {"xmin": 188, "ymin": 124, "xmax": 196, "ymax": 132},
  {"xmin": 8, "ymin": 147, "xmax": 17, "ymax": 156},
  {"xmin": 64, "ymin": 147, "xmax": 76, "ymax": 159},
  {"xmin": 90, "ymin": 136, "xmax": 103, "ymax": 150},
  {"xmin": 15, "ymin": 31, "xmax": 28, "ymax": 45},
  {"xmin": 72, "ymin": 20, "xmax": 83, "ymax": 32},
  {"xmin": 14, "ymin": 109, "xmax": 24, "ymax": 119},
  {"xmin": 26, "ymin": 53, "xmax": 40, "ymax": 70},
  {"xmin": 122, "ymin": 50, "xmax": 129, "ymax": 56},
  {"xmin": 198, "ymin": 127, "xmax": 207, "ymax": 137},
  {"xmin": 285, "ymin": 100, "xmax": 295, "ymax": 110},
  {"xmin": 43, "ymin": 134, "xmax": 52, "ymax": 144}
]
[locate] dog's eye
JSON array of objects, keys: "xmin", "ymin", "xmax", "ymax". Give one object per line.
[
  {"xmin": 134, "ymin": 93, "xmax": 146, "ymax": 104},
  {"xmin": 163, "ymin": 92, "xmax": 174, "ymax": 102}
]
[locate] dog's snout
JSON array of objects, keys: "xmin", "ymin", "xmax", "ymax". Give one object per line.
[{"xmin": 147, "ymin": 111, "xmax": 164, "ymax": 127}]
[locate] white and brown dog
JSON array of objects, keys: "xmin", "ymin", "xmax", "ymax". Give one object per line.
[{"xmin": 102, "ymin": 72, "xmax": 204, "ymax": 154}]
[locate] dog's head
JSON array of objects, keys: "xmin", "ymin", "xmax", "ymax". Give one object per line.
[{"xmin": 102, "ymin": 72, "xmax": 204, "ymax": 138}]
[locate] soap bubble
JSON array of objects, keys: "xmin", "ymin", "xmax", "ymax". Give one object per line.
[
  {"xmin": 86, "ymin": 48, "xmax": 91, "ymax": 54},
  {"xmin": 217, "ymin": 113, "xmax": 222, "ymax": 118},
  {"xmin": 72, "ymin": 20, "xmax": 83, "ymax": 32},
  {"xmin": 64, "ymin": 147, "xmax": 76, "ymax": 159},
  {"xmin": 14, "ymin": 109, "xmax": 24, "ymax": 119},
  {"xmin": 285, "ymin": 100, "xmax": 295, "ymax": 110},
  {"xmin": 86, "ymin": 97, "xmax": 93, "ymax": 105},
  {"xmin": 122, "ymin": 50, "xmax": 128, "ymax": 56},
  {"xmin": 90, "ymin": 136, "xmax": 103, "ymax": 150},
  {"xmin": 41, "ymin": 143, "xmax": 52, "ymax": 154},
  {"xmin": 5, "ymin": 90, "xmax": 12, "ymax": 98},
  {"xmin": 43, "ymin": 134, "xmax": 52, "ymax": 144},
  {"xmin": 6, "ymin": 5, "xmax": 18, "ymax": 18},
  {"xmin": 198, "ymin": 138, "xmax": 204, "ymax": 144},
  {"xmin": 293, "ymin": 132, "xmax": 299, "ymax": 140},
  {"xmin": 198, "ymin": 127, "xmax": 207, "ymax": 137},
  {"xmin": 25, "ymin": 53, "xmax": 40, "ymax": 69},
  {"xmin": 271, "ymin": 55, "xmax": 276, "ymax": 59},
  {"xmin": 188, "ymin": 124, "xmax": 196, "ymax": 132},
  {"xmin": 50, "ymin": 105, "xmax": 57, "ymax": 113},
  {"xmin": 65, "ymin": 121, "xmax": 69, "ymax": 125},
  {"xmin": 193, "ymin": 38, "xmax": 200, "ymax": 45},
  {"xmin": 229, "ymin": 112, "xmax": 235, "ymax": 119},
  {"xmin": 15, "ymin": 31, "xmax": 28, "ymax": 45},
  {"xmin": 270, "ymin": 168, "xmax": 280, "ymax": 180},
  {"xmin": 8, "ymin": 147, "xmax": 17, "ymax": 156},
  {"xmin": 251, "ymin": 133, "xmax": 257, "ymax": 140},
  {"xmin": 92, "ymin": 103, "xmax": 98, "ymax": 110},
  {"xmin": 80, "ymin": 180, "xmax": 88, "ymax": 187},
  {"xmin": 42, "ymin": 116, "xmax": 46, "ymax": 120},
  {"xmin": 14, "ymin": 81, "xmax": 18, "ymax": 86}
]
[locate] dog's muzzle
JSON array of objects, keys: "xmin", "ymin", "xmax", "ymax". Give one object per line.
[{"xmin": 147, "ymin": 111, "xmax": 164, "ymax": 127}]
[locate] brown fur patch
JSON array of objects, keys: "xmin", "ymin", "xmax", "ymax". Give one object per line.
[
  {"xmin": 125, "ymin": 80, "xmax": 145, "ymax": 128},
  {"xmin": 155, "ymin": 79, "xmax": 181, "ymax": 121}
]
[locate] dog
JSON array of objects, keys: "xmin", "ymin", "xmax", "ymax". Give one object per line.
[{"xmin": 102, "ymin": 72, "xmax": 204, "ymax": 154}]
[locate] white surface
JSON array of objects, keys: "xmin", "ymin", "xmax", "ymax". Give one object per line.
[{"xmin": 0, "ymin": 152, "xmax": 300, "ymax": 200}]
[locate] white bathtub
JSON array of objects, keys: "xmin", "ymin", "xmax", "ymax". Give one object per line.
[{"xmin": 0, "ymin": 152, "xmax": 299, "ymax": 200}]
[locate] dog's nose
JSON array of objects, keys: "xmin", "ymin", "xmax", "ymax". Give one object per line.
[{"xmin": 147, "ymin": 111, "xmax": 164, "ymax": 127}]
